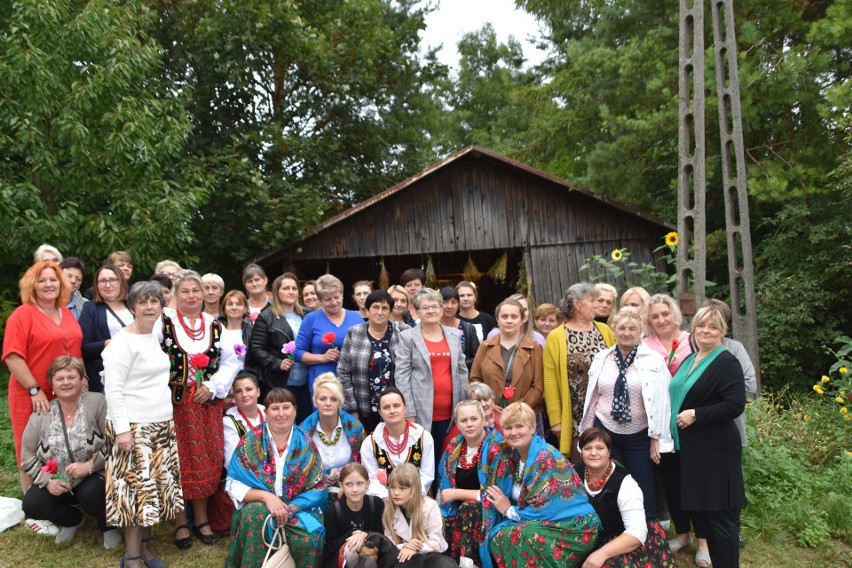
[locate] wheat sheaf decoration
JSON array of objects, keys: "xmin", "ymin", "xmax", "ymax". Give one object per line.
[
  {"xmin": 379, "ymin": 258, "xmax": 390, "ymax": 290},
  {"xmin": 487, "ymin": 250, "xmax": 509, "ymax": 283},
  {"xmin": 463, "ymin": 254, "xmax": 482, "ymax": 282}
]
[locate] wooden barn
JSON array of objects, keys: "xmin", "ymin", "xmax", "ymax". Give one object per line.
[{"xmin": 257, "ymin": 146, "xmax": 672, "ymax": 311}]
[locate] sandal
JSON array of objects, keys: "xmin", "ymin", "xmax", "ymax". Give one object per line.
[
  {"xmin": 695, "ymin": 550, "xmax": 712, "ymax": 567},
  {"xmin": 120, "ymin": 556, "xmax": 143, "ymax": 568},
  {"xmin": 667, "ymin": 535, "xmax": 694, "ymax": 553},
  {"xmin": 25, "ymin": 518, "xmax": 60, "ymax": 537},
  {"xmin": 192, "ymin": 521, "xmax": 219, "ymax": 545},
  {"xmin": 174, "ymin": 524, "xmax": 193, "ymax": 550},
  {"xmin": 141, "ymin": 538, "xmax": 167, "ymax": 568}
]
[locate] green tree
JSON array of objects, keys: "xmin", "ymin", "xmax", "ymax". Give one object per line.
[
  {"xmin": 433, "ymin": 24, "xmax": 535, "ymax": 156},
  {"xmin": 150, "ymin": 0, "xmax": 447, "ymax": 283},
  {"xmin": 514, "ymin": 0, "xmax": 850, "ymax": 386},
  {"xmin": 0, "ymin": 0, "xmax": 208, "ymax": 286}
]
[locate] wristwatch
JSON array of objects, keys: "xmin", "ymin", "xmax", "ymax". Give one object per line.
[{"xmin": 29, "ymin": 385, "xmax": 41, "ymax": 396}]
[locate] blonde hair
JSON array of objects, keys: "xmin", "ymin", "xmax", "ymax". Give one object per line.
[
  {"xmin": 270, "ymin": 273, "xmax": 305, "ymax": 318},
  {"xmin": 611, "ymin": 306, "xmax": 643, "ymax": 329},
  {"xmin": 312, "ymin": 373, "xmax": 344, "ymax": 407},
  {"xmin": 48, "ymin": 356, "xmax": 86, "ymax": 383},
  {"xmin": 383, "ymin": 464, "xmax": 434, "ymax": 549},
  {"xmin": 595, "ymin": 282, "xmax": 618, "ymax": 298},
  {"xmin": 315, "ymin": 274, "xmax": 344, "ymax": 298},
  {"xmin": 620, "ymin": 286, "xmax": 651, "ymax": 310},
  {"xmin": 453, "ymin": 399, "xmax": 485, "ymax": 421},
  {"xmin": 501, "ymin": 402, "xmax": 536, "ymax": 430},
  {"xmin": 34, "ymin": 244, "xmax": 62, "ymax": 263},
  {"xmin": 691, "ymin": 306, "xmax": 728, "ymax": 336},
  {"xmin": 387, "ymin": 285, "xmax": 409, "ymax": 310},
  {"xmin": 646, "ymin": 294, "xmax": 684, "ymax": 334},
  {"xmin": 155, "ymin": 260, "xmax": 182, "ymax": 274}
]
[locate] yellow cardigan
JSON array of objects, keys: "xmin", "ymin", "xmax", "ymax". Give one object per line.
[{"xmin": 543, "ymin": 321, "xmax": 616, "ymax": 455}]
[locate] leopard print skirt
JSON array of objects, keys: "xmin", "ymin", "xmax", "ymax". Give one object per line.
[{"xmin": 104, "ymin": 420, "xmax": 184, "ymax": 527}]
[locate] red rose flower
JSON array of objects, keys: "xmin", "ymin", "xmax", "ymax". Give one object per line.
[
  {"xmin": 671, "ymin": 338, "xmax": 680, "ymax": 349},
  {"xmin": 503, "ymin": 385, "xmax": 515, "ymax": 400},
  {"xmin": 189, "ymin": 353, "xmax": 210, "ymax": 369},
  {"xmin": 582, "ymin": 530, "xmax": 593, "ymax": 544},
  {"xmin": 322, "ymin": 332, "xmax": 336, "ymax": 345},
  {"xmin": 40, "ymin": 458, "xmax": 59, "ymax": 475}
]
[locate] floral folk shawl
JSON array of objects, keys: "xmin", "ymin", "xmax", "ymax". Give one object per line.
[
  {"xmin": 478, "ymin": 434, "xmax": 597, "ymax": 568},
  {"xmin": 299, "ymin": 409, "xmax": 366, "ymax": 470},
  {"xmin": 227, "ymin": 423, "xmax": 327, "ymax": 539},
  {"xmin": 438, "ymin": 427, "xmax": 503, "ymax": 519}
]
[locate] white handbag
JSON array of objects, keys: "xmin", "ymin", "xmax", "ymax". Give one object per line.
[{"xmin": 261, "ymin": 514, "xmax": 296, "ymax": 568}]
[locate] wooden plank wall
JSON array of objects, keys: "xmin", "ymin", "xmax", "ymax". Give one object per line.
[
  {"xmin": 291, "ymin": 155, "xmax": 665, "ymax": 261},
  {"xmin": 529, "ymin": 239, "xmax": 665, "ymax": 305}
]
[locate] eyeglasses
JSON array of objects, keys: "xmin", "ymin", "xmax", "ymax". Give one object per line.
[
  {"xmin": 418, "ymin": 304, "xmax": 441, "ymax": 312},
  {"xmin": 98, "ymin": 278, "xmax": 119, "ymax": 286}
]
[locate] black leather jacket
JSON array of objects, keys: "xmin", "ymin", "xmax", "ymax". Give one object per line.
[{"xmin": 249, "ymin": 307, "xmax": 309, "ymax": 389}]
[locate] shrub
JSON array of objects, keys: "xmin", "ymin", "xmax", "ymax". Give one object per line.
[{"xmin": 743, "ymin": 392, "xmax": 851, "ymax": 547}]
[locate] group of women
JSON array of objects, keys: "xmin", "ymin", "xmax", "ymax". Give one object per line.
[{"xmin": 4, "ymin": 254, "xmax": 751, "ymax": 568}]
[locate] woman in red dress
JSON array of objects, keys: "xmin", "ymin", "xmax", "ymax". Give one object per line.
[
  {"xmin": 3, "ymin": 261, "xmax": 83, "ymax": 493},
  {"xmin": 160, "ymin": 270, "xmax": 237, "ymax": 549}
]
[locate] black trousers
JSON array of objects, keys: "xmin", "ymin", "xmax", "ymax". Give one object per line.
[
  {"xmin": 692, "ymin": 508, "xmax": 741, "ymax": 568},
  {"xmin": 656, "ymin": 452, "xmax": 705, "ymax": 538},
  {"xmin": 22, "ymin": 474, "xmax": 107, "ymax": 531}
]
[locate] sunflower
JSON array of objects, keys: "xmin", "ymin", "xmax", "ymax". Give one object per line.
[
  {"xmin": 665, "ymin": 231, "xmax": 679, "ymax": 247},
  {"xmin": 611, "ymin": 249, "xmax": 624, "ymax": 262}
]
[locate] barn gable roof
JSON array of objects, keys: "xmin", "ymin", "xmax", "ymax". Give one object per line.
[{"xmin": 309, "ymin": 145, "xmax": 667, "ymax": 237}]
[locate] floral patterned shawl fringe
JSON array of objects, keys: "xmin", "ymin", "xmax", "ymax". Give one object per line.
[
  {"xmin": 478, "ymin": 434, "xmax": 597, "ymax": 568},
  {"xmin": 227, "ymin": 424, "xmax": 327, "ymax": 540},
  {"xmin": 438, "ymin": 427, "xmax": 503, "ymax": 519}
]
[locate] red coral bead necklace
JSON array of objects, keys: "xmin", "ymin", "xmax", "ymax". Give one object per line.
[
  {"xmin": 383, "ymin": 420, "xmax": 410, "ymax": 455},
  {"xmin": 176, "ymin": 310, "xmax": 206, "ymax": 341}
]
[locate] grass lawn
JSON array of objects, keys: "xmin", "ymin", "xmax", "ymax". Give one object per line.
[{"xmin": 0, "ymin": 367, "xmax": 849, "ymax": 567}]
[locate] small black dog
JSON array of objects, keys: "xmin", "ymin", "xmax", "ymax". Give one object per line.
[{"xmin": 352, "ymin": 532, "xmax": 397, "ymax": 568}]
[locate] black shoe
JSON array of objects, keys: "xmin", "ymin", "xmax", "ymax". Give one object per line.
[
  {"xmin": 174, "ymin": 524, "xmax": 193, "ymax": 550},
  {"xmin": 739, "ymin": 534, "xmax": 745, "ymax": 549},
  {"xmin": 192, "ymin": 522, "xmax": 219, "ymax": 545}
]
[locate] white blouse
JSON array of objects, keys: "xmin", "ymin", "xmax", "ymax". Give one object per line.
[
  {"xmin": 360, "ymin": 422, "xmax": 434, "ymax": 498},
  {"xmin": 106, "ymin": 307, "xmax": 133, "ymax": 337},
  {"xmin": 311, "ymin": 423, "xmax": 352, "ymax": 473},
  {"xmin": 584, "ymin": 473, "xmax": 648, "ymax": 543},
  {"xmin": 158, "ymin": 308, "xmax": 237, "ymax": 400},
  {"xmin": 223, "ymin": 404, "xmax": 265, "ymax": 467},
  {"xmin": 226, "ymin": 424, "xmax": 292, "ymax": 508}
]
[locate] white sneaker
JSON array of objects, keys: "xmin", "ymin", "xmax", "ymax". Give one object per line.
[
  {"xmin": 55, "ymin": 518, "xmax": 85, "ymax": 544},
  {"xmin": 25, "ymin": 518, "xmax": 60, "ymax": 537},
  {"xmin": 103, "ymin": 528, "xmax": 124, "ymax": 549}
]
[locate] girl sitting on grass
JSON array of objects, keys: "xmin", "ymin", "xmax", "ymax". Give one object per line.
[{"xmin": 383, "ymin": 464, "xmax": 457, "ymax": 567}]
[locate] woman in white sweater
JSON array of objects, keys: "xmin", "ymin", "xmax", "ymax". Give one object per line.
[{"xmin": 103, "ymin": 282, "xmax": 183, "ymax": 568}]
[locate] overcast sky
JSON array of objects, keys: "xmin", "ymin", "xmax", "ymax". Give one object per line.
[{"xmin": 419, "ymin": 0, "xmax": 549, "ymax": 69}]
